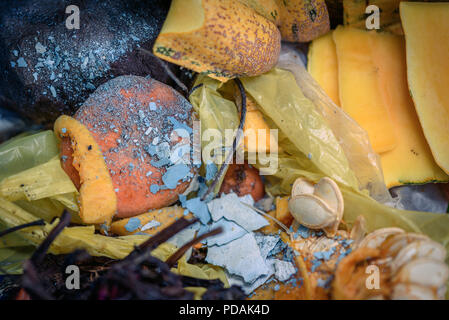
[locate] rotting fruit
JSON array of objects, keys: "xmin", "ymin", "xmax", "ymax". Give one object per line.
[{"xmin": 56, "ymin": 75, "xmax": 198, "ymax": 223}]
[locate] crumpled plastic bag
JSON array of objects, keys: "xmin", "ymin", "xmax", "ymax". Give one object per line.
[
  {"xmin": 0, "ymin": 130, "xmax": 229, "ymax": 293},
  {"xmin": 276, "ymin": 44, "xmax": 392, "ymax": 204},
  {"xmin": 241, "ymin": 68, "xmax": 449, "ymax": 246},
  {"xmin": 0, "ymin": 197, "xmax": 228, "ymax": 290},
  {"xmin": 0, "ymin": 130, "xmax": 58, "ymax": 181},
  {"xmin": 190, "ymin": 64, "xmax": 449, "ymax": 258},
  {"xmin": 189, "ymin": 75, "xmax": 240, "ymax": 193},
  {"xmin": 0, "ymin": 157, "xmax": 78, "ymax": 202},
  {"xmin": 0, "ymin": 131, "xmax": 80, "ymax": 214}
]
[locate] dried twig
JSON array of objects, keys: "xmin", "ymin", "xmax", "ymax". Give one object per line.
[
  {"xmin": 17, "ymin": 213, "xmax": 244, "ymax": 300},
  {"xmin": 134, "ymin": 217, "xmax": 198, "ymax": 252},
  {"xmin": 0, "ymin": 219, "xmax": 45, "ymax": 238},
  {"xmin": 30, "ymin": 211, "xmax": 71, "ymax": 265},
  {"xmin": 201, "ymin": 78, "xmax": 247, "ymax": 201},
  {"xmin": 165, "ymin": 227, "xmax": 222, "ymax": 267},
  {"xmin": 138, "ymin": 47, "xmax": 188, "ymax": 94}
]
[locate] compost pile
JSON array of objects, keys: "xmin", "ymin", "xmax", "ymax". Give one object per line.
[{"xmin": 1, "ymin": 0, "xmax": 449, "ymax": 301}]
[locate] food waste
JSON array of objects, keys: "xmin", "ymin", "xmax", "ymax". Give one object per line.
[{"xmin": 1, "ymin": 0, "xmax": 449, "ymax": 301}]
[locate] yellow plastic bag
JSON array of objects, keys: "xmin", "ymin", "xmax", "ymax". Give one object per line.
[
  {"xmin": 189, "ymin": 75, "xmax": 240, "ymax": 193},
  {"xmin": 0, "ymin": 196, "xmax": 229, "ymax": 290},
  {"xmin": 277, "ymin": 45, "xmax": 391, "ymax": 203},
  {"xmin": 0, "ymin": 156, "xmax": 78, "ymax": 202},
  {"xmin": 191, "ymin": 66, "xmax": 449, "ymax": 255},
  {"xmin": 0, "ymin": 131, "xmax": 80, "ymax": 215},
  {"xmin": 244, "ymin": 68, "xmax": 449, "ymax": 249},
  {"xmin": 0, "ymin": 131, "xmax": 59, "ymax": 181}
]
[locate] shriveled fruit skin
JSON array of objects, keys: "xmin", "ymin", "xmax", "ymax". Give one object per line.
[
  {"xmin": 153, "ymin": 0, "xmax": 281, "ymax": 82},
  {"xmin": 275, "ymin": 0, "xmax": 330, "ymax": 42},
  {"xmin": 342, "ymin": 0, "xmax": 445, "ymax": 34},
  {"xmin": 343, "ymin": 0, "xmax": 403, "ymax": 33},
  {"xmin": 219, "ymin": 163, "xmax": 265, "ymax": 202},
  {"xmin": 333, "ymin": 26, "xmax": 397, "ymax": 154},
  {"xmin": 307, "ymin": 31, "xmax": 340, "ymax": 106},
  {"xmin": 372, "ymin": 32, "xmax": 449, "ymax": 187},
  {"xmin": 400, "ymin": 2, "xmax": 449, "ymax": 175},
  {"xmin": 110, "ymin": 206, "xmax": 193, "ymax": 236},
  {"xmin": 55, "ymin": 115, "xmax": 117, "ymax": 225},
  {"xmin": 61, "ymin": 75, "xmax": 198, "ymax": 218},
  {"xmin": 238, "ymin": 0, "xmax": 281, "ymax": 25}
]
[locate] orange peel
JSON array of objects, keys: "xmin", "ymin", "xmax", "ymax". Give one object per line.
[{"xmin": 54, "ymin": 115, "xmax": 117, "ymax": 225}]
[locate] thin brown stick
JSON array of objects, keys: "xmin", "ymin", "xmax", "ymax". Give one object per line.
[
  {"xmin": 138, "ymin": 47, "xmax": 188, "ymax": 94},
  {"xmin": 136, "ymin": 217, "xmax": 198, "ymax": 252},
  {"xmin": 0, "ymin": 219, "xmax": 45, "ymax": 238},
  {"xmin": 201, "ymin": 78, "xmax": 247, "ymax": 201},
  {"xmin": 31, "ymin": 211, "xmax": 71, "ymax": 265},
  {"xmin": 165, "ymin": 227, "xmax": 222, "ymax": 268}
]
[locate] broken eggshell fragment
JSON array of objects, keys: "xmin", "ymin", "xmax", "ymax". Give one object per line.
[
  {"xmin": 288, "ymin": 176, "xmax": 344, "ymax": 236},
  {"xmin": 56, "ymin": 75, "xmax": 198, "ymax": 222}
]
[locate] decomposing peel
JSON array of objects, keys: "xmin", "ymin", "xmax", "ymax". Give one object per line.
[
  {"xmin": 400, "ymin": 2, "xmax": 449, "ymax": 174},
  {"xmin": 153, "ymin": 0, "xmax": 281, "ymax": 82},
  {"xmin": 275, "ymin": 0, "xmax": 330, "ymax": 42},
  {"xmin": 110, "ymin": 206, "xmax": 192, "ymax": 236},
  {"xmin": 334, "ymin": 227, "xmax": 449, "ymax": 300},
  {"xmin": 356, "ymin": 227, "xmax": 404, "ymax": 250},
  {"xmin": 54, "ymin": 115, "xmax": 117, "ymax": 225},
  {"xmin": 238, "ymin": 0, "xmax": 280, "ymax": 25},
  {"xmin": 333, "ymin": 26, "xmax": 397, "ymax": 154},
  {"xmin": 275, "ymin": 196, "xmax": 293, "ymax": 227},
  {"xmin": 343, "ymin": 0, "xmax": 403, "ymax": 34},
  {"xmin": 391, "ymin": 240, "xmax": 447, "ymax": 274},
  {"xmin": 380, "ymin": 233, "xmax": 430, "ymax": 257},
  {"xmin": 307, "ymin": 31, "xmax": 340, "ymax": 106},
  {"xmin": 393, "ymin": 258, "xmax": 449, "ymax": 288},
  {"xmin": 392, "ymin": 283, "xmax": 440, "ymax": 300},
  {"xmin": 332, "ymin": 247, "xmax": 385, "ymax": 300}
]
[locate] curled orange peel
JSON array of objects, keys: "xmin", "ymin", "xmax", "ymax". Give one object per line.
[{"xmin": 54, "ymin": 115, "xmax": 117, "ymax": 225}]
